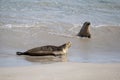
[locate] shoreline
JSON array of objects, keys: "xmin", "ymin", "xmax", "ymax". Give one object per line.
[{"xmin": 0, "ymin": 62, "xmax": 120, "ymax": 80}]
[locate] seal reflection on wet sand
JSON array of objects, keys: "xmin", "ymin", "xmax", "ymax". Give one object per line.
[
  {"xmin": 16, "ymin": 42, "xmax": 71, "ymax": 56},
  {"xmin": 77, "ymin": 22, "xmax": 91, "ymax": 38},
  {"xmin": 25, "ymin": 55, "xmax": 68, "ymax": 63}
]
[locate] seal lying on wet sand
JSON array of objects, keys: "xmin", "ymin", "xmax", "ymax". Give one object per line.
[
  {"xmin": 16, "ymin": 42, "xmax": 71, "ymax": 56},
  {"xmin": 77, "ymin": 22, "xmax": 91, "ymax": 38}
]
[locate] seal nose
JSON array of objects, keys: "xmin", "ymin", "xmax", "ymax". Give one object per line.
[
  {"xmin": 67, "ymin": 41, "xmax": 72, "ymax": 48},
  {"xmin": 84, "ymin": 22, "xmax": 91, "ymax": 26}
]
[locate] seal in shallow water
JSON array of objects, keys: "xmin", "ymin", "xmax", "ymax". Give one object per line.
[
  {"xmin": 77, "ymin": 22, "xmax": 91, "ymax": 38},
  {"xmin": 16, "ymin": 42, "xmax": 71, "ymax": 56}
]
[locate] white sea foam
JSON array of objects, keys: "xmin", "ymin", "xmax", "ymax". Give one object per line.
[{"xmin": 48, "ymin": 32, "xmax": 74, "ymax": 38}]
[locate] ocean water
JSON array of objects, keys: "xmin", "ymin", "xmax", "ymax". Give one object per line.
[
  {"xmin": 0, "ymin": 0, "xmax": 120, "ymax": 26},
  {"xmin": 0, "ymin": 0, "xmax": 120, "ymax": 67}
]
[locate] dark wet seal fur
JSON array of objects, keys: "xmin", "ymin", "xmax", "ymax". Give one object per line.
[
  {"xmin": 77, "ymin": 22, "xmax": 91, "ymax": 38},
  {"xmin": 16, "ymin": 42, "xmax": 71, "ymax": 56}
]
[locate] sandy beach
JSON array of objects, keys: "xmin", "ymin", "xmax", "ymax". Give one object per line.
[
  {"xmin": 0, "ymin": 25, "xmax": 120, "ymax": 80},
  {"xmin": 0, "ymin": 62, "xmax": 120, "ymax": 80},
  {"xmin": 0, "ymin": 26, "xmax": 120, "ymax": 80}
]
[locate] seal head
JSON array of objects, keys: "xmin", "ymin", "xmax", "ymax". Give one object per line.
[
  {"xmin": 77, "ymin": 22, "xmax": 91, "ymax": 38},
  {"xmin": 58, "ymin": 41, "xmax": 71, "ymax": 55}
]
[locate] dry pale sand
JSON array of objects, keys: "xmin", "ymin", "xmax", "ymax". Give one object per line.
[{"xmin": 0, "ymin": 62, "xmax": 120, "ymax": 80}]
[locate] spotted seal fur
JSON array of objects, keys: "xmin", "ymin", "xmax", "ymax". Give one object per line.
[
  {"xmin": 77, "ymin": 22, "xmax": 91, "ymax": 38},
  {"xmin": 16, "ymin": 42, "xmax": 71, "ymax": 56}
]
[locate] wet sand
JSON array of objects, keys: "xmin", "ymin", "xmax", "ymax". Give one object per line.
[
  {"xmin": 0, "ymin": 25, "xmax": 120, "ymax": 67},
  {"xmin": 0, "ymin": 62, "xmax": 120, "ymax": 80}
]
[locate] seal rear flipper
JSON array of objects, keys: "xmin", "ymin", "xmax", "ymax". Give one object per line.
[{"xmin": 16, "ymin": 52, "xmax": 25, "ymax": 55}]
